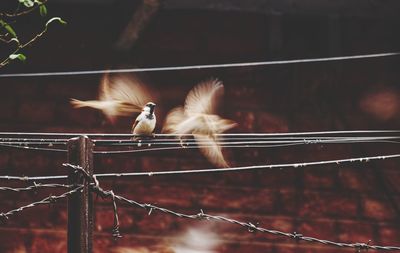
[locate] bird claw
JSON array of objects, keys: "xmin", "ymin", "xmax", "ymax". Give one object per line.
[{"xmin": 179, "ymin": 138, "xmax": 188, "ymax": 148}]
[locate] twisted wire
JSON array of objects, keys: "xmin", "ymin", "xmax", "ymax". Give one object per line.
[
  {"xmin": 91, "ymin": 184, "xmax": 400, "ymax": 251},
  {"xmin": 0, "ymin": 186, "xmax": 83, "ymax": 219},
  {"xmin": 0, "ymin": 183, "xmax": 75, "ymax": 192},
  {"xmin": 1, "ymin": 153, "xmax": 399, "ymax": 181}
]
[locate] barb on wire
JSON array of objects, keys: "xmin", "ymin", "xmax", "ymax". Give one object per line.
[
  {"xmin": 62, "ymin": 163, "xmax": 91, "ymax": 180},
  {"xmin": 91, "ymin": 175, "xmax": 122, "ymax": 239},
  {"xmin": 0, "ymin": 182, "xmax": 75, "ymax": 192},
  {"xmin": 63, "ymin": 163, "xmax": 122, "ymax": 239},
  {"xmin": 0, "ymin": 185, "xmax": 83, "ymax": 220}
]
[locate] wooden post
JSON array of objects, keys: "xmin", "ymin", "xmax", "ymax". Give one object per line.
[{"xmin": 67, "ymin": 136, "xmax": 93, "ymax": 253}]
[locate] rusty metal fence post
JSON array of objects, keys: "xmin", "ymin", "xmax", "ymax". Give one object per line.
[{"xmin": 67, "ymin": 136, "xmax": 94, "ymax": 253}]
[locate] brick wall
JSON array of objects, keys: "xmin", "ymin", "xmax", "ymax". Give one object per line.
[{"xmin": 0, "ymin": 3, "xmax": 399, "ymax": 253}]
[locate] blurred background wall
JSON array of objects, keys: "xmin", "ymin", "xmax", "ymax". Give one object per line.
[{"xmin": 0, "ymin": 0, "xmax": 399, "ymax": 252}]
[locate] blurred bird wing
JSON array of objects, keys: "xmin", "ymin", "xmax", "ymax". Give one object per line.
[
  {"xmin": 184, "ymin": 79, "xmax": 224, "ymax": 115},
  {"xmin": 162, "ymin": 107, "xmax": 187, "ymax": 134},
  {"xmin": 200, "ymin": 114, "xmax": 237, "ymax": 136},
  {"xmin": 194, "ymin": 134, "xmax": 229, "ymax": 168},
  {"xmin": 214, "ymin": 117, "xmax": 238, "ymax": 133},
  {"xmin": 99, "ymin": 73, "xmax": 153, "ymax": 114},
  {"xmin": 70, "ymin": 99, "xmax": 116, "ymax": 110}
]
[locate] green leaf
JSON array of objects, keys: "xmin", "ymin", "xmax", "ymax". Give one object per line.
[
  {"xmin": 9, "ymin": 53, "xmax": 27, "ymax": 62},
  {"xmin": 39, "ymin": 4, "xmax": 47, "ymax": 17},
  {"xmin": 19, "ymin": 0, "xmax": 35, "ymax": 8},
  {"xmin": 46, "ymin": 17, "xmax": 67, "ymax": 27},
  {"xmin": 5, "ymin": 24, "xmax": 17, "ymax": 38},
  {"xmin": 0, "ymin": 20, "xmax": 17, "ymax": 38}
]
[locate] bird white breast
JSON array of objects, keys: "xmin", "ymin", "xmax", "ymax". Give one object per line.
[{"xmin": 133, "ymin": 114, "xmax": 156, "ymax": 135}]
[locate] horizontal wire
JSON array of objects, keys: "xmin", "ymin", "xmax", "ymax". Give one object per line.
[
  {"xmin": 0, "ymin": 130, "xmax": 399, "ymax": 138},
  {"xmin": 93, "ymin": 153, "xmax": 400, "ymax": 177},
  {"xmin": 93, "ymin": 140, "xmax": 400, "ymax": 154},
  {"xmin": 0, "ymin": 183, "xmax": 75, "ymax": 192},
  {"xmin": 1, "ymin": 136, "xmax": 399, "ymax": 146},
  {"xmin": 0, "ymin": 52, "xmax": 399, "ymax": 78},
  {"xmin": 0, "ymin": 136, "xmax": 398, "ymax": 153},
  {"xmin": 1, "ymin": 152, "xmax": 398, "ymax": 182},
  {"xmin": 93, "ymin": 143, "xmax": 305, "ymax": 154},
  {"xmin": 1, "ymin": 138, "xmax": 398, "ymax": 154},
  {"xmin": 1, "ymin": 135, "xmax": 400, "ymax": 146},
  {"xmin": 0, "ymin": 186, "xmax": 83, "ymax": 219},
  {"xmin": 0, "ymin": 144, "xmax": 67, "ymax": 152},
  {"xmin": 95, "ymin": 137, "xmax": 400, "ymax": 146}
]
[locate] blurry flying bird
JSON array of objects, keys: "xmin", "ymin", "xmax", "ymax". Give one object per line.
[
  {"xmin": 163, "ymin": 79, "xmax": 236, "ymax": 167},
  {"xmin": 71, "ymin": 73, "xmax": 157, "ymax": 136}
]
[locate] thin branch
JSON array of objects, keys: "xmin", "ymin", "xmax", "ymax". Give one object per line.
[
  {"xmin": 0, "ymin": 0, "xmax": 49, "ymax": 18},
  {"xmin": 0, "ymin": 17, "xmax": 65, "ymax": 68}
]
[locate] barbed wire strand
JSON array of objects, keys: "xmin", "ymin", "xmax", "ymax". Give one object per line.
[
  {"xmin": 1, "ymin": 153, "xmax": 399, "ymax": 182},
  {"xmin": 88, "ymin": 181, "xmax": 400, "ymax": 251},
  {"xmin": 0, "ymin": 143, "xmax": 67, "ymax": 152},
  {"xmin": 0, "ymin": 185, "xmax": 83, "ymax": 220},
  {"xmin": 64, "ymin": 160, "xmax": 400, "ymax": 251},
  {"xmin": 79, "ymin": 153, "xmax": 400, "ymax": 178},
  {"xmin": 0, "ymin": 52, "xmax": 399, "ymax": 78},
  {"xmin": 0, "ymin": 183, "xmax": 76, "ymax": 192}
]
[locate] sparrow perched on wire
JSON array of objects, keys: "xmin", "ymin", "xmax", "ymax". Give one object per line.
[
  {"xmin": 162, "ymin": 79, "xmax": 237, "ymax": 167},
  {"xmin": 131, "ymin": 101, "xmax": 157, "ymax": 136},
  {"xmin": 71, "ymin": 73, "xmax": 157, "ymax": 136}
]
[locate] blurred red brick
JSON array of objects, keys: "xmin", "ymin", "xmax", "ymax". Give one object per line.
[
  {"xmin": 298, "ymin": 191, "xmax": 359, "ymax": 218},
  {"xmin": 199, "ymin": 187, "xmax": 276, "ymax": 213},
  {"xmin": 362, "ymin": 197, "xmax": 397, "ymax": 220},
  {"xmin": 297, "ymin": 219, "xmax": 338, "ymax": 241},
  {"xmin": 18, "ymin": 100, "xmax": 56, "ymax": 124},
  {"xmin": 378, "ymin": 225, "xmax": 400, "ymax": 245},
  {"xmin": 303, "ymin": 168, "xmax": 337, "ymax": 190},
  {"xmin": 337, "ymin": 221, "xmax": 375, "ymax": 243},
  {"xmin": 359, "ymin": 87, "xmax": 400, "ymax": 121},
  {"xmin": 0, "ymin": 99, "xmax": 17, "ymax": 120},
  {"xmin": 256, "ymin": 112, "xmax": 289, "ymax": 133},
  {"xmin": 30, "ymin": 232, "xmax": 67, "ymax": 253},
  {"xmin": 338, "ymin": 166, "xmax": 379, "ymax": 192}
]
